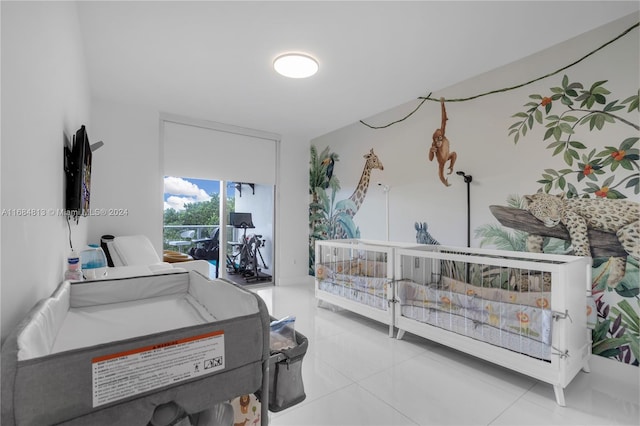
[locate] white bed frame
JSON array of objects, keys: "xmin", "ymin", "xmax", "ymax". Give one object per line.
[{"xmin": 314, "ymin": 240, "xmax": 592, "ymax": 406}]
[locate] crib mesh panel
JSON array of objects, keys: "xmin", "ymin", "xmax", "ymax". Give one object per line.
[
  {"xmin": 315, "ymin": 242, "xmax": 390, "ymax": 311},
  {"xmin": 397, "ymin": 248, "xmax": 553, "ymax": 360}
]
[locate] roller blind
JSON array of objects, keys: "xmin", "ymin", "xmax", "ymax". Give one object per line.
[{"xmin": 162, "ymin": 119, "xmax": 277, "ymax": 184}]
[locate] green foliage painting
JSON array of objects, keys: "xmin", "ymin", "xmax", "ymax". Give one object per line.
[
  {"xmin": 309, "ymin": 145, "xmax": 360, "ymax": 274},
  {"xmin": 487, "ymin": 75, "xmax": 639, "ymax": 365},
  {"xmin": 509, "ymin": 75, "xmax": 639, "ymax": 198}
]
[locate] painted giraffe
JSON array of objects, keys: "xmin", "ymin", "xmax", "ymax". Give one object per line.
[
  {"xmin": 346, "ymin": 148, "xmax": 384, "ymax": 217},
  {"xmin": 330, "ymin": 148, "xmax": 384, "ymax": 239}
]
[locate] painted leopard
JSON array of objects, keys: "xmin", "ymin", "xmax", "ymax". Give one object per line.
[{"xmin": 524, "ymin": 192, "xmax": 639, "ymax": 286}]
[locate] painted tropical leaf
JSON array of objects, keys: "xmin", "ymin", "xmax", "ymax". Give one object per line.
[
  {"xmin": 335, "ymin": 198, "xmax": 357, "ymax": 213},
  {"xmin": 475, "ymin": 224, "xmax": 526, "ymax": 251},
  {"xmin": 332, "ymin": 211, "xmax": 359, "ymax": 239},
  {"xmin": 315, "ymin": 187, "xmax": 331, "ymax": 215}
]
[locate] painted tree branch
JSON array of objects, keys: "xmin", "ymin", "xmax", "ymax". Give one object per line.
[
  {"xmin": 489, "ymin": 205, "xmax": 627, "ymax": 258},
  {"xmin": 359, "ymin": 22, "xmax": 639, "ymax": 130},
  {"xmin": 569, "ymin": 108, "xmax": 640, "ymax": 130}
]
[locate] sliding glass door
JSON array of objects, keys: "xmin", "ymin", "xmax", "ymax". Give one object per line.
[{"xmin": 160, "ymin": 114, "xmax": 279, "ymax": 284}]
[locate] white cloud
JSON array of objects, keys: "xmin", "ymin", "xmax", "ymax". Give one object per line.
[
  {"xmin": 164, "ymin": 177, "xmax": 211, "ymax": 211},
  {"xmin": 165, "ymin": 195, "xmax": 193, "ymax": 211}
]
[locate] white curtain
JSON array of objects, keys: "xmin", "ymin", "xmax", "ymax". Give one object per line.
[{"xmin": 162, "ymin": 119, "xmax": 277, "ymax": 184}]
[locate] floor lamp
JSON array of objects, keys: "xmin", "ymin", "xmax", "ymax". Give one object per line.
[
  {"xmin": 456, "ymin": 171, "xmax": 472, "ymax": 248},
  {"xmin": 377, "ymin": 182, "xmax": 392, "ymax": 336},
  {"xmin": 377, "ymin": 182, "xmax": 390, "ymax": 241}
]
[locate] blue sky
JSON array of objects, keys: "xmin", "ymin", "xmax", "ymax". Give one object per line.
[{"xmin": 164, "ymin": 176, "xmax": 234, "ymax": 211}]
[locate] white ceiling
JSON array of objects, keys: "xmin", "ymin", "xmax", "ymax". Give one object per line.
[{"xmin": 77, "ymin": 1, "xmax": 639, "ymax": 140}]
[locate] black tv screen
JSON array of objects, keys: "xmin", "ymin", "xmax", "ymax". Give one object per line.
[{"xmin": 65, "ymin": 125, "xmax": 92, "ymax": 216}]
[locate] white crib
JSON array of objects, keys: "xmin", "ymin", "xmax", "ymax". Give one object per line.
[
  {"xmin": 314, "ymin": 239, "xmax": 592, "ymax": 406},
  {"xmin": 394, "ymin": 245, "xmax": 592, "ymax": 406},
  {"xmin": 314, "ymin": 239, "xmax": 412, "ymax": 337}
]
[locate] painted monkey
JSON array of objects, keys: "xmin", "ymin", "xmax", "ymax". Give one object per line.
[{"xmin": 429, "ymin": 97, "xmax": 457, "ymax": 186}]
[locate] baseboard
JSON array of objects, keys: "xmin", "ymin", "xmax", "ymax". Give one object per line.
[
  {"xmin": 276, "ymin": 274, "xmax": 314, "ymax": 287},
  {"xmin": 590, "ymin": 353, "xmax": 639, "ymax": 387}
]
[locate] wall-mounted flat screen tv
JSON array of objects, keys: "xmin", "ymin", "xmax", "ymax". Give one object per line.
[{"xmin": 64, "ymin": 125, "xmax": 92, "ymax": 217}]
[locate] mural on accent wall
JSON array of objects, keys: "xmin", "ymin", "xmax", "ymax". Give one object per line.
[
  {"xmin": 482, "ymin": 75, "xmax": 639, "ymax": 365},
  {"xmin": 309, "ymin": 146, "xmax": 384, "ymax": 274}
]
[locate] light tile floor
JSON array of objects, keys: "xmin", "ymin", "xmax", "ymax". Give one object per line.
[{"xmin": 253, "ymin": 283, "xmax": 640, "ymax": 426}]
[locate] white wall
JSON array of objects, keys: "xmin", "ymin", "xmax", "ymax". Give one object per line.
[
  {"xmin": 88, "ymin": 98, "xmax": 310, "ymax": 285},
  {"xmin": 277, "ymin": 135, "xmax": 311, "ymax": 282},
  {"xmin": 88, "ymin": 99, "xmax": 164, "ymax": 250},
  {"xmin": 1, "ymin": 2, "xmax": 91, "ymax": 341}
]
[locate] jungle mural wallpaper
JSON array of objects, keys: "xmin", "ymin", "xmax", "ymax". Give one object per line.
[
  {"xmin": 480, "ymin": 75, "xmax": 639, "ymax": 365},
  {"xmin": 309, "ymin": 22, "xmax": 638, "ymax": 367},
  {"xmin": 309, "ymin": 147, "xmax": 384, "ymax": 274},
  {"xmin": 309, "ymin": 77, "xmax": 638, "ymax": 364}
]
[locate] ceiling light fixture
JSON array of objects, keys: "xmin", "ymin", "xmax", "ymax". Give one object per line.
[{"xmin": 273, "ymin": 53, "xmax": 319, "ymax": 78}]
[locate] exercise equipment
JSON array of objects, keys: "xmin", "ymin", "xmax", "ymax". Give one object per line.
[
  {"xmin": 228, "ymin": 212, "xmax": 271, "ymax": 283},
  {"xmin": 189, "ymin": 228, "xmax": 221, "ymax": 277}
]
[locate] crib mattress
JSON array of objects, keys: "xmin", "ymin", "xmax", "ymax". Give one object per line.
[
  {"xmin": 398, "ymin": 279, "xmax": 552, "ymax": 360},
  {"xmin": 1, "ymin": 271, "xmax": 270, "ymax": 426},
  {"xmin": 318, "ymin": 278, "xmax": 389, "ymax": 311},
  {"xmin": 400, "ymin": 305, "xmax": 552, "ymax": 360}
]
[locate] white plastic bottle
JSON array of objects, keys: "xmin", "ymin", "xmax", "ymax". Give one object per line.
[{"xmin": 64, "ymin": 250, "xmax": 83, "ymax": 281}]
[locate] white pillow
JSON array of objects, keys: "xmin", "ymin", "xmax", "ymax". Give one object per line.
[{"xmin": 112, "ymin": 235, "xmax": 162, "ymax": 266}]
